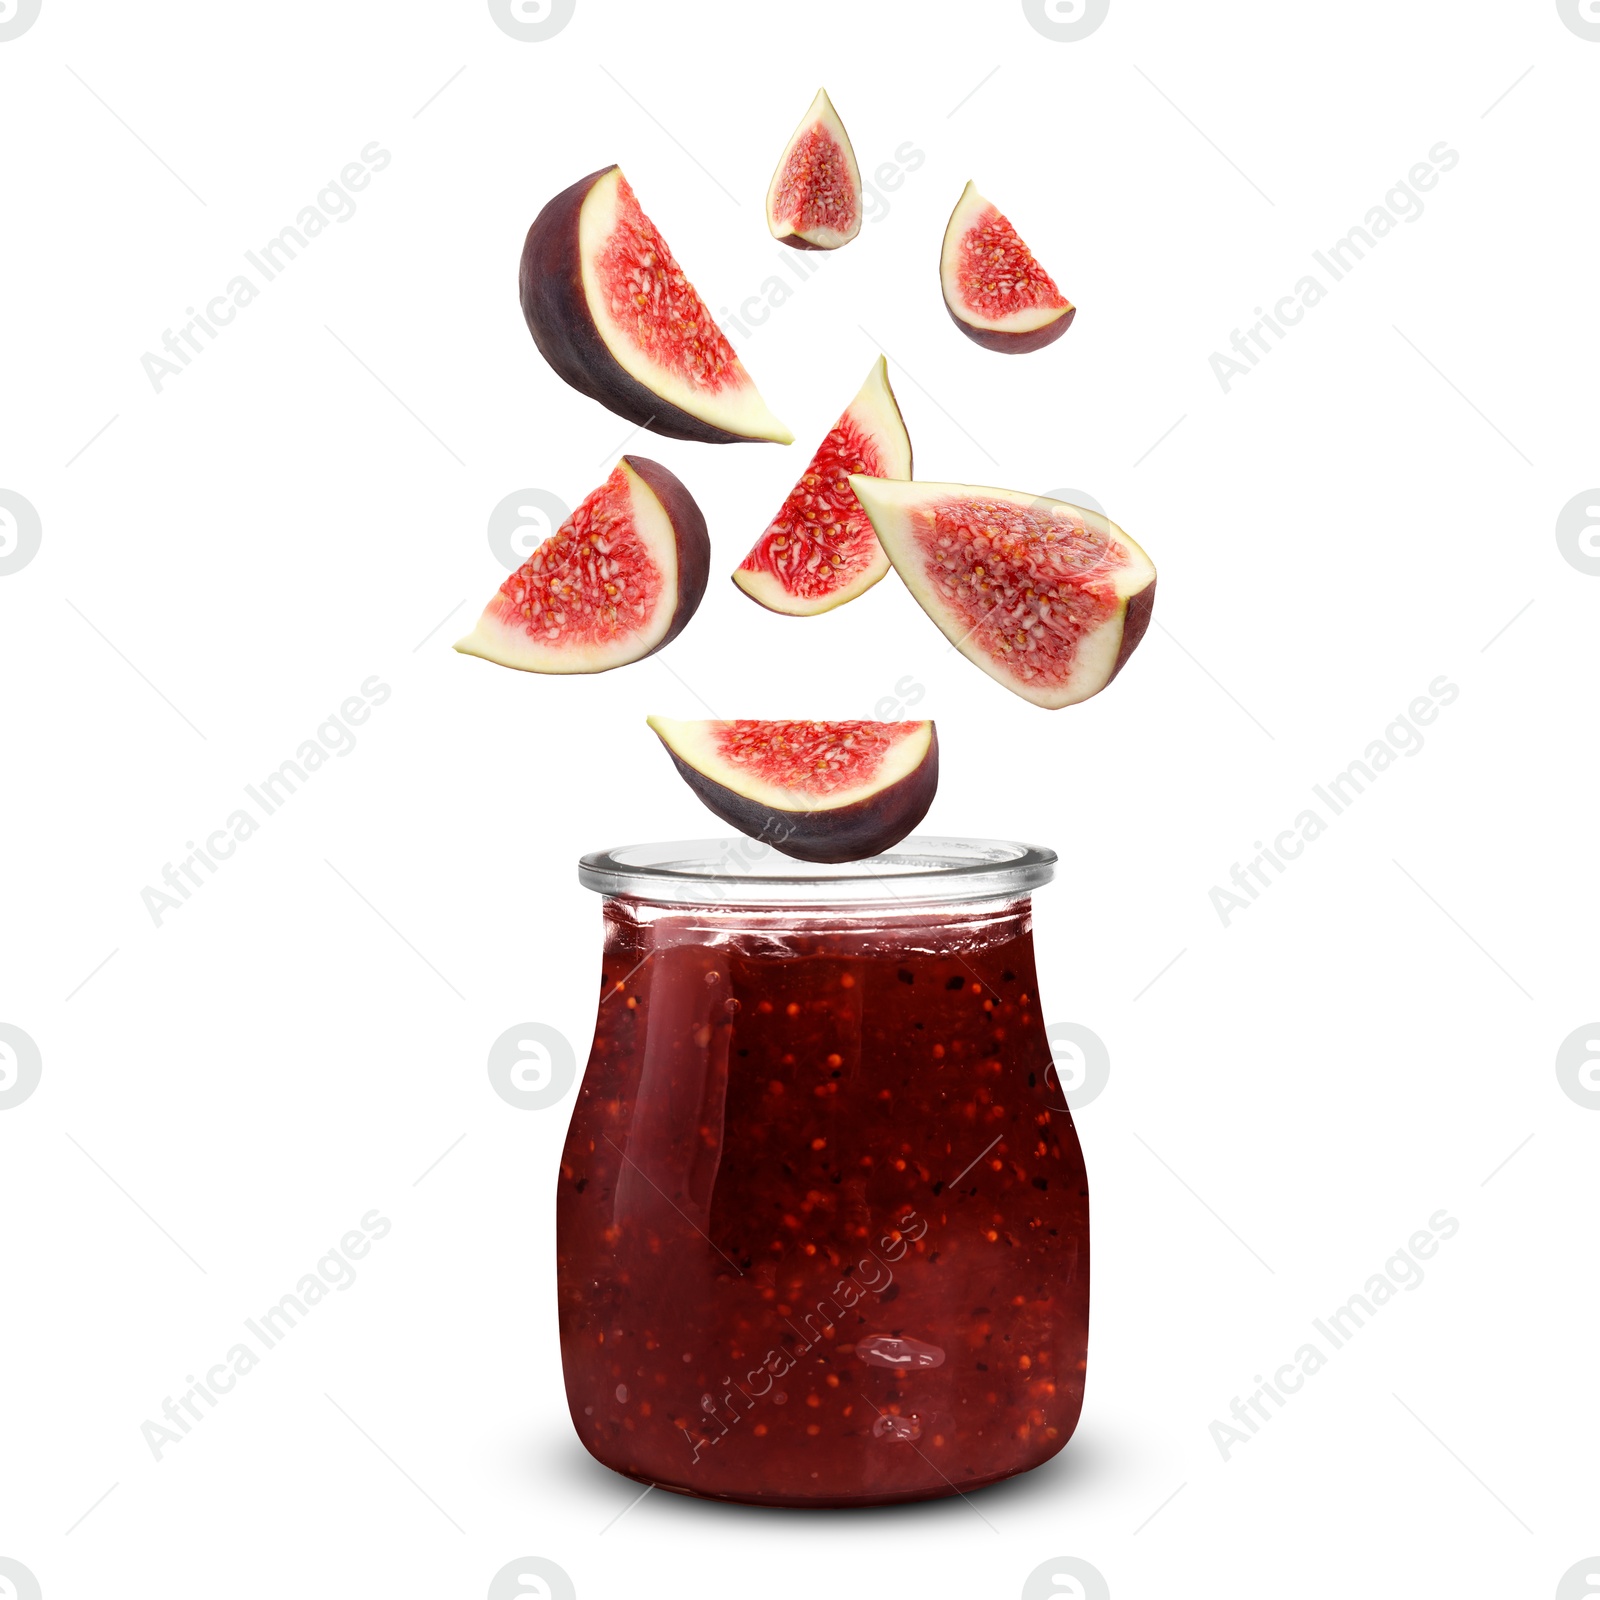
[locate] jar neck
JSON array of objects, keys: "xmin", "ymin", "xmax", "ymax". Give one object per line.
[{"xmin": 601, "ymin": 893, "xmax": 1034, "ymax": 959}]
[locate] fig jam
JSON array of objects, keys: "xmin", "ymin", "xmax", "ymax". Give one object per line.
[{"xmin": 557, "ymin": 846, "xmax": 1086, "ymax": 1508}]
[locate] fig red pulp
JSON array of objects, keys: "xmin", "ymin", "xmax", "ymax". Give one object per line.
[
  {"xmin": 771, "ymin": 124, "xmax": 858, "ymax": 246},
  {"xmin": 557, "ymin": 899, "xmax": 1090, "ymax": 1506},
  {"xmin": 955, "ymin": 209, "xmax": 1069, "ymax": 325},
  {"xmin": 597, "ymin": 175, "xmax": 741, "ymax": 395},
  {"xmin": 918, "ymin": 501, "xmax": 1123, "ymax": 686},
  {"xmin": 507, "ymin": 466, "xmax": 662, "ymax": 644},
  {"xmin": 716, "ymin": 720, "xmax": 910, "ymax": 796}
]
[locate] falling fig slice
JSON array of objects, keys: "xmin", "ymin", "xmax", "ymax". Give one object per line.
[
  {"xmin": 940, "ymin": 181, "xmax": 1075, "ymax": 353},
  {"xmin": 849, "ymin": 478, "xmax": 1155, "ymax": 709},
  {"xmin": 521, "ymin": 165, "xmax": 792, "ymax": 444},
  {"xmin": 732, "ymin": 356, "xmax": 912, "ymax": 616},
  {"xmin": 647, "ymin": 717, "xmax": 938, "ymax": 863},
  {"xmin": 766, "ymin": 88, "xmax": 863, "ymax": 251},
  {"xmin": 455, "ymin": 456, "xmax": 708, "ymax": 675}
]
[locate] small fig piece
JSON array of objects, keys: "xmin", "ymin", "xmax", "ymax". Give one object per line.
[
  {"xmin": 456, "ymin": 456, "xmax": 709, "ymax": 674},
  {"xmin": 521, "ymin": 165, "xmax": 792, "ymax": 444},
  {"xmin": 850, "ymin": 478, "xmax": 1155, "ymax": 709},
  {"xmin": 648, "ymin": 717, "xmax": 938, "ymax": 863},
  {"xmin": 732, "ymin": 356, "xmax": 912, "ymax": 616},
  {"xmin": 766, "ymin": 88, "xmax": 863, "ymax": 252},
  {"xmin": 940, "ymin": 181, "xmax": 1075, "ymax": 353}
]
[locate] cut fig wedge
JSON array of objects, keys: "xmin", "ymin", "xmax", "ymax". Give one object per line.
[
  {"xmin": 732, "ymin": 356, "xmax": 912, "ymax": 616},
  {"xmin": 455, "ymin": 456, "xmax": 708, "ymax": 674},
  {"xmin": 766, "ymin": 88, "xmax": 863, "ymax": 252},
  {"xmin": 647, "ymin": 717, "xmax": 938, "ymax": 863},
  {"xmin": 940, "ymin": 181, "xmax": 1075, "ymax": 353},
  {"xmin": 521, "ymin": 165, "xmax": 792, "ymax": 444},
  {"xmin": 849, "ymin": 478, "xmax": 1155, "ymax": 709}
]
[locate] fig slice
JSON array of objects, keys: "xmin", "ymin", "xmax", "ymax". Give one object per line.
[
  {"xmin": 521, "ymin": 165, "xmax": 792, "ymax": 444},
  {"xmin": 731, "ymin": 356, "xmax": 912, "ymax": 616},
  {"xmin": 647, "ymin": 717, "xmax": 938, "ymax": 864},
  {"xmin": 766, "ymin": 88, "xmax": 863, "ymax": 252},
  {"xmin": 849, "ymin": 478, "xmax": 1155, "ymax": 709},
  {"xmin": 455, "ymin": 456, "xmax": 709, "ymax": 675},
  {"xmin": 940, "ymin": 181, "xmax": 1075, "ymax": 353}
]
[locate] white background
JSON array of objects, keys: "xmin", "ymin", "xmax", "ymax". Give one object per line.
[{"xmin": 2, "ymin": 1, "xmax": 1597, "ymax": 1596}]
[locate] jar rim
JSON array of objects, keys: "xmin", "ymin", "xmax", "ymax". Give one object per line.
[{"xmin": 577, "ymin": 835, "xmax": 1056, "ymax": 908}]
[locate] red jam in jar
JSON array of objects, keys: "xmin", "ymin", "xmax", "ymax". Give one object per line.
[{"xmin": 557, "ymin": 838, "xmax": 1086, "ymax": 1507}]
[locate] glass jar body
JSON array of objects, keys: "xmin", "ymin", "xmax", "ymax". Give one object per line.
[{"xmin": 555, "ymin": 892, "xmax": 1089, "ymax": 1507}]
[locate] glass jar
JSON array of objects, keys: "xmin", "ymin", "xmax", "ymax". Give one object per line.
[{"xmin": 556, "ymin": 837, "xmax": 1087, "ymax": 1508}]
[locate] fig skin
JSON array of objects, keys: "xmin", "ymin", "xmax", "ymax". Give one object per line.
[
  {"xmin": 623, "ymin": 455, "xmax": 710, "ymax": 658},
  {"xmin": 1109, "ymin": 579, "xmax": 1156, "ymax": 689},
  {"xmin": 521, "ymin": 166, "xmax": 779, "ymax": 445},
  {"xmin": 943, "ymin": 299, "xmax": 1076, "ymax": 354},
  {"xmin": 653, "ymin": 726, "xmax": 940, "ymax": 865}
]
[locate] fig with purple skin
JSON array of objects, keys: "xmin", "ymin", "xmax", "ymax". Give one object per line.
[
  {"xmin": 520, "ymin": 165, "xmax": 792, "ymax": 445},
  {"xmin": 849, "ymin": 478, "xmax": 1155, "ymax": 709},
  {"xmin": 766, "ymin": 88, "xmax": 863, "ymax": 252},
  {"xmin": 940, "ymin": 181, "xmax": 1075, "ymax": 353},
  {"xmin": 455, "ymin": 457, "xmax": 708, "ymax": 674},
  {"xmin": 647, "ymin": 717, "xmax": 938, "ymax": 864},
  {"xmin": 732, "ymin": 356, "xmax": 912, "ymax": 616}
]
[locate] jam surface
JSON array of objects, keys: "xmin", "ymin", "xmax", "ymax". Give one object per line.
[{"xmin": 556, "ymin": 897, "xmax": 1089, "ymax": 1507}]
